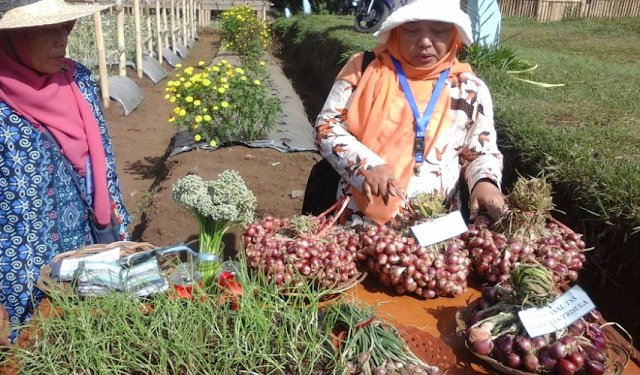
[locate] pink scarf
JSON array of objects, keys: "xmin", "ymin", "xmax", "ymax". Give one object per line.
[{"xmin": 0, "ymin": 24, "xmax": 112, "ymax": 225}]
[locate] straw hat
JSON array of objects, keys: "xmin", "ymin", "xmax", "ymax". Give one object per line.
[
  {"xmin": 374, "ymin": 0, "xmax": 473, "ymax": 45},
  {"xmin": 0, "ymin": 0, "xmax": 111, "ymax": 29}
]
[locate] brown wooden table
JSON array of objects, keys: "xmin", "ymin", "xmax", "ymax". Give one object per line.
[{"xmin": 346, "ymin": 275, "xmax": 639, "ymax": 375}]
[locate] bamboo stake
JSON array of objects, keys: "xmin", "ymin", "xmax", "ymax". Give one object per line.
[
  {"xmin": 182, "ymin": 0, "xmax": 187, "ymax": 44},
  {"xmin": 94, "ymin": 12, "xmax": 110, "ymax": 108},
  {"xmin": 536, "ymin": 0, "xmax": 544, "ymax": 20},
  {"xmin": 145, "ymin": 1, "xmax": 153, "ymax": 57},
  {"xmin": 116, "ymin": 3, "xmax": 126, "ymax": 77},
  {"xmin": 156, "ymin": 0, "xmax": 164, "ymax": 63},
  {"xmin": 163, "ymin": 0, "xmax": 169, "ymax": 48},
  {"xmin": 133, "ymin": 0, "xmax": 143, "ymax": 78},
  {"xmin": 170, "ymin": 0, "xmax": 177, "ymax": 52}
]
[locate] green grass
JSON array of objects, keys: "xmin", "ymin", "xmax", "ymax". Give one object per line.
[{"xmin": 480, "ymin": 17, "xmax": 640, "ymax": 228}]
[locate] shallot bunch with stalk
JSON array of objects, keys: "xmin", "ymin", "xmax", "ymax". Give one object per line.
[
  {"xmin": 325, "ymin": 303, "xmax": 443, "ymax": 375},
  {"xmin": 462, "ymin": 263, "xmax": 617, "ymax": 375},
  {"xmin": 461, "ymin": 176, "xmax": 589, "ymax": 285},
  {"xmin": 241, "ymin": 198, "xmax": 361, "ymax": 292},
  {"xmin": 358, "ymin": 192, "xmax": 471, "ymax": 299}
]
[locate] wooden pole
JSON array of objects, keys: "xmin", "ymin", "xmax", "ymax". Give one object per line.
[
  {"xmin": 182, "ymin": 0, "xmax": 187, "ymax": 44},
  {"xmin": 535, "ymin": 0, "xmax": 544, "ymax": 20},
  {"xmin": 156, "ymin": 0, "xmax": 164, "ymax": 63},
  {"xmin": 171, "ymin": 0, "xmax": 177, "ymax": 52},
  {"xmin": 116, "ymin": 4, "xmax": 126, "ymax": 76},
  {"xmin": 145, "ymin": 1, "xmax": 153, "ymax": 57},
  {"xmin": 133, "ymin": 0, "xmax": 143, "ymax": 78},
  {"xmin": 163, "ymin": 0, "xmax": 169, "ymax": 48},
  {"xmin": 94, "ymin": 12, "xmax": 110, "ymax": 108}
]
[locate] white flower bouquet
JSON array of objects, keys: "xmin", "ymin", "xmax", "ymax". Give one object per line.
[{"xmin": 172, "ymin": 170, "xmax": 256, "ymax": 287}]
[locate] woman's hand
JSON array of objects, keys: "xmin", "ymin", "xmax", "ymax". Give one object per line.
[
  {"xmin": 1, "ymin": 303, "xmax": 10, "ymax": 346},
  {"xmin": 362, "ymin": 165, "xmax": 405, "ymax": 205},
  {"xmin": 469, "ymin": 180, "xmax": 504, "ymax": 221}
]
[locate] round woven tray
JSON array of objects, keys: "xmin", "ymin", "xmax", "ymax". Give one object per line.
[
  {"xmin": 397, "ymin": 324, "xmax": 457, "ymax": 371},
  {"xmin": 37, "ymin": 241, "xmax": 164, "ymax": 297},
  {"xmin": 280, "ymin": 270, "xmax": 368, "ymax": 302},
  {"xmin": 455, "ymin": 308, "xmax": 630, "ymax": 375}
]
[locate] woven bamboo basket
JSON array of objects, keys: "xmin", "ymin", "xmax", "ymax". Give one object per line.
[
  {"xmin": 36, "ymin": 241, "xmax": 178, "ymax": 297},
  {"xmin": 279, "ymin": 270, "xmax": 368, "ymax": 302},
  {"xmin": 455, "ymin": 308, "xmax": 630, "ymax": 375},
  {"xmin": 396, "ymin": 324, "xmax": 458, "ymax": 371}
]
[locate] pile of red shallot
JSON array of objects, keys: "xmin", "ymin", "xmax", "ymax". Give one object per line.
[
  {"xmin": 462, "ymin": 176, "xmax": 589, "ymax": 285},
  {"xmin": 357, "ymin": 193, "xmax": 471, "ymax": 299},
  {"xmin": 241, "ymin": 207, "xmax": 361, "ymax": 291},
  {"xmin": 462, "ymin": 263, "xmax": 615, "ymax": 375}
]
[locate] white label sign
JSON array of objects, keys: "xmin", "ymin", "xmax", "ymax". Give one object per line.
[
  {"xmin": 411, "ymin": 211, "xmax": 468, "ymax": 247},
  {"xmin": 518, "ymin": 285, "xmax": 596, "ymax": 338}
]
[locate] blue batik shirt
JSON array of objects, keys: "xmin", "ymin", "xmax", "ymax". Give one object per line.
[{"xmin": 0, "ymin": 62, "xmax": 131, "ymax": 342}]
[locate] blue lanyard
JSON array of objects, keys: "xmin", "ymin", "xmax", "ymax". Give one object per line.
[{"xmin": 391, "ymin": 56, "xmax": 449, "ymax": 163}]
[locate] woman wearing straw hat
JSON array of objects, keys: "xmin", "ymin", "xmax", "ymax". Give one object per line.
[
  {"xmin": 314, "ymin": 0, "xmax": 504, "ymax": 226},
  {"xmin": 0, "ymin": 0, "xmax": 131, "ymax": 344}
]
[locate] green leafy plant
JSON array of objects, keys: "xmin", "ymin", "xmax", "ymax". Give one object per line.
[
  {"xmin": 165, "ymin": 60, "xmax": 281, "ymax": 143},
  {"xmin": 218, "ymin": 4, "xmax": 271, "ymax": 62},
  {"xmin": 171, "ymin": 171, "xmax": 256, "ymax": 286}
]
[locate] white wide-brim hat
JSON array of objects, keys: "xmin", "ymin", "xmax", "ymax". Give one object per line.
[
  {"xmin": 0, "ymin": 0, "xmax": 111, "ymax": 29},
  {"xmin": 374, "ymin": 0, "xmax": 473, "ymax": 45}
]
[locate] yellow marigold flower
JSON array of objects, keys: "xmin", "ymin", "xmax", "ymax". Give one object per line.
[
  {"xmin": 180, "ymin": 77, "xmax": 185, "ymax": 82},
  {"xmin": 212, "ymin": 66, "xmax": 220, "ymax": 72},
  {"xmin": 176, "ymin": 74, "xmax": 181, "ymax": 78},
  {"xmin": 209, "ymin": 140, "xmax": 217, "ymax": 147},
  {"xmin": 204, "ymin": 114, "xmax": 212, "ymax": 122},
  {"xmin": 168, "ymin": 116, "xmax": 175, "ymax": 123},
  {"xmin": 221, "ymin": 101, "xmax": 229, "ymax": 108},
  {"xmin": 221, "ymin": 59, "xmax": 228, "ymax": 64},
  {"xmin": 203, "ymin": 79, "xmax": 211, "ymax": 87},
  {"xmin": 213, "ymin": 105, "xmax": 219, "ymax": 111},
  {"xmin": 169, "ymin": 97, "xmax": 176, "ymax": 103},
  {"xmin": 202, "ymin": 108, "xmax": 208, "ymax": 113},
  {"xmin": 220, "ymin": 77, "xmax": 227, "ymax": 83},
  {"xmin": 235, "ymin": 68, "xmax": 244, "ymax": 74},
  {"xmin": 224, "ymin": 84, "xmax": 229, "ymax": 89},
  {"xmin": 259, "ymin": 61, "xmax": 266, "ymax": 66},
  {"xmin": 184, "ymin": 82, "xmax": 192, "ymax": 88},
  {"xmin": 192, "ymin": 124, "xmax": 199, "ymax": 129},
  {"xmin": 241, "ymin": 76, "xmax": 247, "ymax": 81},
  {"xmin": 176, "ymin": 94, "xmax": 181, "ymax": 98},
  {"xmin": 185, "ymin": 96, "xmax": 193, "ymax": 103},
  {"xmin": 173, "ymin": 107, "xmax": 181, "ymax": 114},
  {"xmin": 198, "ymin": 61, "xmax": 205, "ymax": 66},
  {"xmin": 195, "ymin": 115, "xmax": 203, "ymax": 123},
  {"xmin": 218, "ymin": 87, "xmax": 226, "ymax": 94},
  {"xmin": 194, "ymin": 134, "xmax": 201, "ymax": 141},
  {"xmin": 254, "ymin": 80, "xmax": 261, "ymax": 85},
  {"xmin": 194, "ymin": 100, "xmax": 201, "ymax": 106},
  {"xmin": 165, "ymin": 88, "xmax": 172, "ymax": 92},
  {"xmin": 179, "ymin": 109, "xmax": 186, "ymax": 117},
  {"xmin": 176, "ymin": 63, "xmax": 182, "ymax": 68},
  {"xmin": 226, "ymin": 64, "xmax": 232, "ymax": 69}
]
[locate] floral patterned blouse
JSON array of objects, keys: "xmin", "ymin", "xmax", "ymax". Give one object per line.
[
  {"xmin": 0, "ymin": 62, "xmax": 131, "ymax": 342},
  {"xmin": 315, "ymin": 55, "xmax": 503, "ymax": 226}
]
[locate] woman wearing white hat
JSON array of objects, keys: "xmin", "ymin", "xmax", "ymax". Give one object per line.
[
  {"xmin": 0, "ymin": 0, "xmax": 131, "ymax": 344},
  {"xmin": 314, "ymin": 0, "xmax": 504, "ymax": 226}
]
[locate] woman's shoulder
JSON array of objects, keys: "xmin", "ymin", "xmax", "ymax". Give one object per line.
[
  {"xmin": 72, "ymin": 61, "xmax": 97, "ymax": 84},
  {"xmin": 456, "ymin": 71, "xmax": 488, "ymax": 89}
]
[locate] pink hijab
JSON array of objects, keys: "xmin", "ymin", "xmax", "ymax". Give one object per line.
[{"xmin": 0, "ymin": 23, "xmax": 112, "ymax": 225}]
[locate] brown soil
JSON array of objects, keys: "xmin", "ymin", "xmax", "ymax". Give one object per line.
[{"xmin": 105, "ymin": 30, "xmax": 318, "ymax": 256}]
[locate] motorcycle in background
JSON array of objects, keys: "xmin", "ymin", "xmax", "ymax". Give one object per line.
[{"xmin": 353, "ymin": 0, "xmax": 395, "ymax": 33}]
